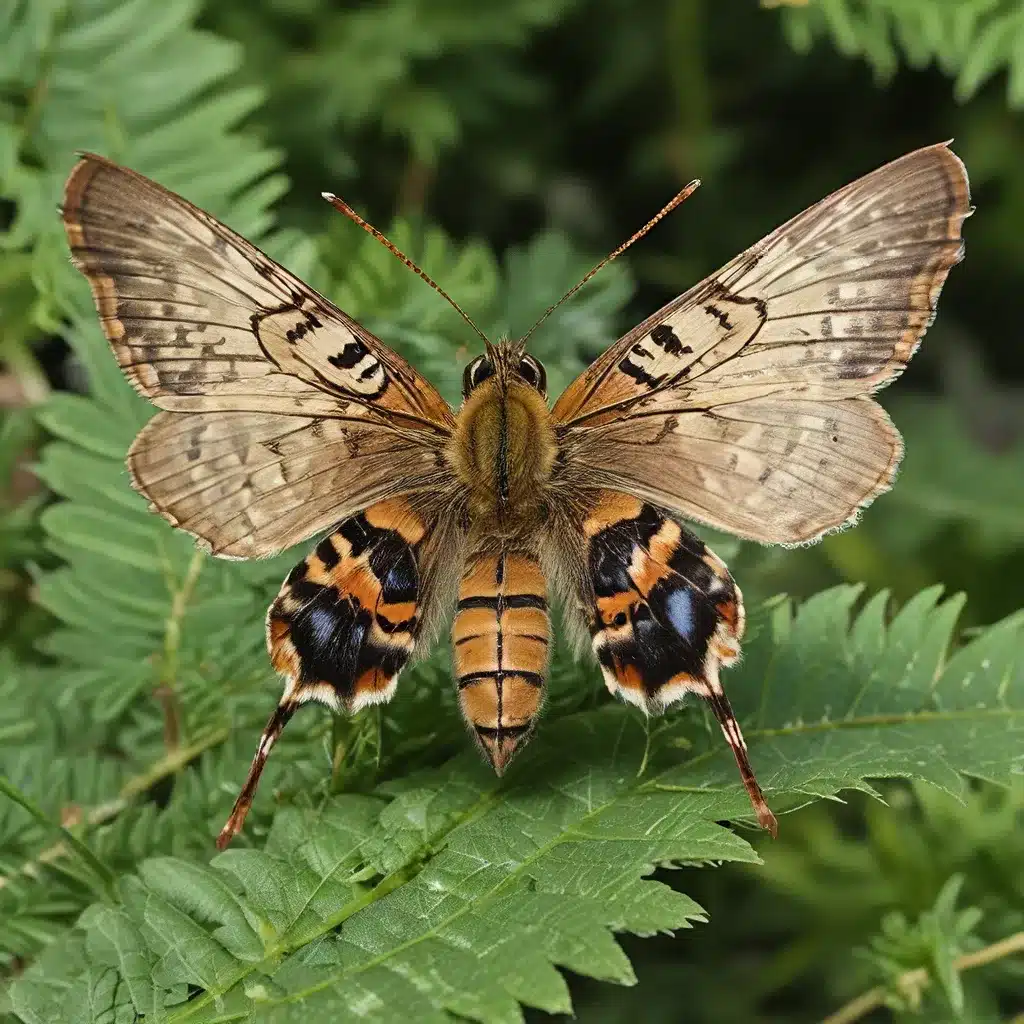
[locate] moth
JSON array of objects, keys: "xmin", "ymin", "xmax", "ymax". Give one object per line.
[{"xmin": 61, "ymin": 144, "xmax": 970, "ymax": 848}]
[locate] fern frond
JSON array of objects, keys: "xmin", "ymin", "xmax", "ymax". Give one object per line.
[
  {"xmin": 208, "ymin": 0, "xmax": 581, "ymax": 176},
  {"xmin": 6, "ymin": 586, "xmax": 1023, "ymax": 1022},
  {"xmin": 774, "ymin": 0, "xmax": 1024, "ymax": 107}
]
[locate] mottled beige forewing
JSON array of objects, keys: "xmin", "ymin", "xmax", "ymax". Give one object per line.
[
  {"xmin": 553, "ymin": 143, "xmax": 971, "ymax": 543},
  {"xmin": 62, "ymin": 154, "xmax": 457, "ymax": 558}
]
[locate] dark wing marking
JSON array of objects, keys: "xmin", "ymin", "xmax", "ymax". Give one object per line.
[
  {"xmin": 62, "ymin": 154, "xmax": 455, "ymax": 430},
  {"xmin": 62, "ymin": 154, "xmax": 460, "ymax": 557}
]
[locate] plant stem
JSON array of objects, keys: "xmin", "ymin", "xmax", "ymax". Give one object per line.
[
  {"xmin": 330, "ymin": 711, "xmax": 348, "ymax": 793},
  {"xmin": 0, "ymin": 775, "xmax": 116, "ymax": 898},
  {"xmin": 0, "ymin": 726, "xmax": 229, "ymax": 891},
  {"xmin": 158, "ymin": 549, "xmax": 205, "ymax": 750},
  {"xmin": 820, "ymin": 932, "xmax": 1024, "ymax": 1024},
  {"xmin": 118, "ymin": 726, "xmax": 230, "ymax": 800},
  {"xmin": 636, "ymin": 713, "xmax": 652, "ymax": 777}
]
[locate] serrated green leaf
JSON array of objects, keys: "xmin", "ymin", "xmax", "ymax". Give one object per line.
[{"xmin": 8, "ymin": 586, "xmax": 1023, "ymax": 1023}]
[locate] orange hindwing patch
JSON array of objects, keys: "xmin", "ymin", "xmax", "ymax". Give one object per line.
[{"xmin": 218, "ymin": 497, "xmax": 427, "ymax": 847}]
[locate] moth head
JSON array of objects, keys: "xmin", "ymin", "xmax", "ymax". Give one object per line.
[{"xmin": 462, "ymin": 345, "xmax": 547, "ymax": 399}]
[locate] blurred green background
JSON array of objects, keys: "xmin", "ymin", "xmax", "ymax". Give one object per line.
[{"xmin": 1, "ymin": 1, "xmax": 1023, "ymax": 1022}]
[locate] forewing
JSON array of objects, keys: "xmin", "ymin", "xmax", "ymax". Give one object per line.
[
  {"xmin": 62, "ymin": 154, "xmax": 457, "ymax": 556},
  {"xmin": 553, "ymin": 143, "xmax": 970, "ymax": 543},
  {"xmin": 62, "ymin": 153, "xmax": 455, "ymax": 429},
  {"xmin": 563, "ymin": 489, "xmax": 775, "ymax": 834},
  {"xmin": 219, "ymin": 497, "xmax": 463, "ymax": 846}
]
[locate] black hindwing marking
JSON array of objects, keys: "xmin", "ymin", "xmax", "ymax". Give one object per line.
[
  {"xmin": 271, "ymin": 507, "xmax": 423, "ymax": 706},
  {"xmin": 316, "ymin": 537, "xmax": 341, "ymax": 569},
  {"xmin": 587, "ymin": 503, "xmax": 735, "ymax": 697}
]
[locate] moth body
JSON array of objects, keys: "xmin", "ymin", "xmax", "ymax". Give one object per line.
[
  {"xmin": 60, "ymin": 145, "xmax": 971, "ymax": 848},
  {"xmin": 453, "ymin": 549, "xmax": 550, "ymax": 772},
  {"xmin": 447, "ymin": 344, "xmax": 556, "ymax": 769}
]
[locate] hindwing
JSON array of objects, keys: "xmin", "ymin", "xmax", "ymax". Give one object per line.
[
  {"xmin": 217, "ymin": 497, "xmax": 451, "ymax": 847},
  {"xmin": 577, "ymin": 490, "xmax": 776, "ymax": 834},
  {"xmin": 268, "ymin": 498, "xmax": 428, "ymax": 711}
]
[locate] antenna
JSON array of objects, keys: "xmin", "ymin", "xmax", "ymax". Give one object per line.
[
  {"xmin": 521, "ymin": 179, "xmax": 701, "ymax": 347},
  {"xmin": 323, "ymin": 192, "xmax": 491, "ymax": 347}
]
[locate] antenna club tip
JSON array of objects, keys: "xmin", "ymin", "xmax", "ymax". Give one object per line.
[{"xmin": 321, "ymin": 191, "xmax": 337, "ymax": 201}]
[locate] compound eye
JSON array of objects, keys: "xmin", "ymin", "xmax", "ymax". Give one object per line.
[
  {"xmin": 518, "ymin": 355, "xmax": 547, "ymax": 394},
  {"xmin": 462, "ymin": 355, "xmax": 495, "ymax": 396}
]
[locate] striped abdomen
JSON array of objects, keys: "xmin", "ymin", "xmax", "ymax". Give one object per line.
[{"xmin": 453, "ymin": 550, "xmax": 549, "ymax": 773}]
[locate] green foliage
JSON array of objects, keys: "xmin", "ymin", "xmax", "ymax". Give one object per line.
[
  {"xmin": 6, "ymin": 586, "xmax": 1024, "ymax": 1022},
  {"xmin": 777, "ymin": 0, "xmax": 1024, "ymax": 105},
  {"xmin": 758, "ymin": 780, "xmax": 1024, "ymax": 942},
  {"xmin": 859, "ymin": 874, "xmax": 983, "ymax": 1015},
  {"xmin": 207, "ymin": 0, "xmax": 578, "ymax": 183},
  {"xmin": 1, "ymin": 0, "xmax": 1023, "ymax": 1022},
  {"xmin": 877, "ymin": 397, "xmax": 1024, "ymax": 555}
]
